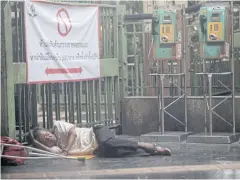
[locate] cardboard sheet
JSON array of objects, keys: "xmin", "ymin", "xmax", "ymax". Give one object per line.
[{"xmin": 70, "ymin": 155, "xmax": 95, "ymax": 160}]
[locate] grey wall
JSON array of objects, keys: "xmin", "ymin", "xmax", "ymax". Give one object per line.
[{"xmin": 121, "ymin": 96, "xmax": 240, "ymax": 136}]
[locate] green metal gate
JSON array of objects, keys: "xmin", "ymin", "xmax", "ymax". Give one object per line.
[
  {"xmin": 119, "ymin": 15, "xmax": 152, "ymax": 97},
  {"xmin": 1, "ymin": 1, "xmax": 120, "ymax": 141}
]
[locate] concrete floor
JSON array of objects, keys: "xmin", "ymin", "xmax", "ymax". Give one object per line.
[{"xmin": 1, "ymin": 138, "xmax": 240, "ymax": 179}]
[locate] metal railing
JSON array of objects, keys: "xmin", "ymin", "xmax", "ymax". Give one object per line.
[{"xmin": 1, "ymin": 1, "xmax": 120, "ymax": 142}]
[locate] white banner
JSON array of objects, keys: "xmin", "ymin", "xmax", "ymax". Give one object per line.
[{"xmin": 24, "ymin": 1, "xmax": 100, "ymax": 84}]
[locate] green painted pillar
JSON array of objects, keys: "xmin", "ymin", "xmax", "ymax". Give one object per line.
[
  {"xmin": 0, "ymin": 1, "xmax": 4, "ymax": 136},
  {"xmin": 118, "ymin": 5, "xmax": 128, "ymax": 99},
  {"xmin": 4, "ymin": 3, "xmax": 16, "ymax": 138}
]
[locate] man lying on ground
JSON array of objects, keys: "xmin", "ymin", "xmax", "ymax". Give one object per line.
[{"xmin": 28, "ymin": 121, "xmax": 171, "ymax": 157}]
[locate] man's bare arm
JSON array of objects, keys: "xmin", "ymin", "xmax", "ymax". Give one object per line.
[
  {"xmin": 32, "ymin": 139, "xmax": 53, "ymax": 153},
  {"xmin": 62, "ymin": 127, "xmax": 77, "ymax": 154},
  {"xmin": 67, "ymin": 149, "xmax": 92, "ymax": 156}
]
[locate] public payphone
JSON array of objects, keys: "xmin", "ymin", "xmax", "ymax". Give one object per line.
[
  {"xmin": 199, "ymin": 4, "xmax": 230, "ymax": 59},
  {"xmin": 152, "ymin": 8, "xmax": 182, "ymax": 60}
]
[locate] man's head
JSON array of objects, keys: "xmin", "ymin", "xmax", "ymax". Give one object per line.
[{"xmin": 32, "ymin": 127, "xmax": 57, "ymax": 147}]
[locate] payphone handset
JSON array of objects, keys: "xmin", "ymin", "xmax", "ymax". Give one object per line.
[{"xmin": 152, "ymin": 10, "xmax": 159, "ymax": 36}]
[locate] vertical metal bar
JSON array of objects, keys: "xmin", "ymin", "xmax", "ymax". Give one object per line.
[
  {"xmin": 231, "ymin": 0, "xmax": 236, "ymax": 134},
  {"xmin": 20, "ymin": 2, "xmax": 26, "ymax": 139},
  {"xmin": 160, "ymin": 75, "xmax": 165, "ymax": 134},
  {"xmin": 22, "ymin": 85, "xmax": 26, "ymax": 139},
  {"xmin": 104, "ymin": 78, "xmax": 108, "ymax": 125},
  {"xmin": 184, "ymin": 74, "xmax": 188, "ymax": 133},
  {"xmin": 208, "ymin": 74, "xmax": 213, "ymax": 136},
  {"xmin": 46, "ymin": 84, "xmax": 53, "ymax": 128},
  {"xmin": 82, "ymin": 83, "xmax": 85, "ymax": 126},
  {"xmin": 53, "ymin": 83, "xmax": 58, "ymax": 120},
  {"xmin": 14, "ymin": 3, "xmax": 19, "ymax": 63},
  {"xmin": 93, "ymin": 81, "xmax": 96, "ymax": 124},
  {"xmin": 45, "ymin": 84, "xmax": 49, "ymax": 128},
  {"xmin": 103, "ymin": 9, "xmax": 107, "ymax": 57},
  {"xmin": 107, "ymin": 77, "xmax": 111, "ymax": 125},
  {"xmin": 20, "ymin": 2, "xmax": 25, "ymax": 63},
  {"xmin": 29, "ymin": 85, "xmax": 32, "ymax": 129},
  {"xmin": 113, "ymin": 6, "xmax": 118, "ymax": 58},
  {"xmin": 71, "ymin": 82, "xmax": 75, "ymax": 124},
  {"xmin": 179, "ymin": 17, "xmax": 184, "ymax": 97},
  {"xmin": 95, "ymin": 80, "xmax": 101, "ymax": 124},
  {"xmin": 105, "ymin": 9, "xmax": 108, "ymax": 57},
  {"xmin": 79, "ymin": 82, "xmax": 83, "ymax": 126},
  {"xmin": 108, "ymin": 77, "xmax": 113, "ymax": 125},
  {"xmin": 54, "ymin": 84, "xmax": 58, "ymax": 120},
  {"xmin": 87, "ymin": 81, "xmax": 91, "ymax": 126},
  {"xmin": 182, "ymin": 4, "xmax": 188, "ymax": 133},
  {"xmin": 106, "ymin": 9, "xmax": 110, "ymax": 57},
  {"xmin": 160, "ymin": 61, "xmax": 164, "ymax": 94},
  {"xmin": 100, "ymin": 80, "xmax": 104, "ymax": 124},
  {"xmin": 112, "ymin": 77, "xmax": 115, "ymax": 125},
  {"xmin": 31, "ymin": 84, "xmax": 38, "ymax": 128},
  {"xmin": 64, "ymin": 83, "xmax": 68, "ymax": 122},
  {"xmin": 91, "ymin": 81, "xmax": 95, "ymax": 125},
  {"xmin": 85, "ymin": 82, "xmax": 89, "ymax": 127},
  {"xmin": 170, "ymin": 60, "xmax": 174, "ymax": 96},
  {"xmin": 114, "ymin": 76, "xmax": 119, "ymax": 125},
  {"xmin": 131, "ymin": 66, "xmax": 134, "ymax": 96},
  {"xmin": 153, "ymin": 68, "xmax": 157, "ymax": 95},
  {"xmin": 122, "ymin": 18, "xmax": 128, "ymax": 98},
  {"xmin": 135, "ymin": 55, "xmax": 140, "ymax": 96},
  {"xmin": 13, "ymin": 3, "xmax": 19, "ymax": 140},
  {"xmin": 67, "ymin": 83, "xmax": 71, "ymax": 123},
  {"xmin": 49, "ymin": 84, "xmax": 53, "ymax": 128},
  {"xmin": 76, "ymin": 82, "xmax": 81, "ymax": 126},
  {"xmin": 112, "ymin": 6, "xmax": 120, "ymax": 126},
  {"xmin": 133, "ymin": 24, "xmax": 139, "ymax": 96},
  {"xmin": 203, "ymin": 59, "xmax": 208, "ymax": 133},
  {"xmin": 15, "ymin": 2, "xmax": 21, "ymax": 140},
  {"xmin": 25, "ymin": 85, "xmax": 30, "ymax": 133},
  {"xmin": 141, "ymin": 24, "xmax": 145, "ymax": 96},
  {"xmin": 20, "ymin": 85, "xmax": 25, "ymax": 141},
  {"xmin": 17, "ymin": 85, "xmax": 22, "ymax": 142},
  {"xmin": 99, "ymin": 9, "xmax": 103, "ymax": 59},
  {"xmin": 69, "ymin": 82, "xmax": 75, "ymax": 124},
  {"xmin": 55, "ymin": 83, "xmax": 60, "ymax": 120},
  {"xmin": 158, "ymin": 78, "xmax": 161, "ymax": 132},
  {"xmin": 41, "ymin": 85, "xmax": 46, "ymax": 128},
  {"xmin": 110, "ymin": 11, "xmax": 113, "ymax": 57},
  {"xmin": 89, "ymin": 81, "xmax": 95, "ymax": 125}
]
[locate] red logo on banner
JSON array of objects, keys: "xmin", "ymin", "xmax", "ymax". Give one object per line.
[{"xmin": 56, "ymin": 8, "xmax": 72, "ymax": 37}]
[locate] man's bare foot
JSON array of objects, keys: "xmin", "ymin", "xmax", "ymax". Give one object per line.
[
  {"xmin": 138, "ymin": 142, "xmax": 171, "ymax": 156},
  {"xmin": 154, "ymin": 146, "xmax": 171, "ymax": 156}
]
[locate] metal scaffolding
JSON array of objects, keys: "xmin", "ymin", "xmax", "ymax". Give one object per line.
[
  {"xmin": 197, "ymin": 1, "xmax": 236, "ymax": 136},
  {"xmin": 196, "ymin": 72, "xmax": 235, "ymax": 135},
  {"xmin": 187, "ymin": 1, "xmax": 239, "ymax": 144},
  {"xmin": 149, "ymin": 73, "xmax": 188, "ymax": 134},
  {"xmin": 142, "ymin": 5, "xmax": 190, "ymax": 142}
]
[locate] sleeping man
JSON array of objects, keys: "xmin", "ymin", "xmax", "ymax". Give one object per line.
[{"xmin": 28, "ymin": 121, "xmax": 171, "ymax": 157}]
